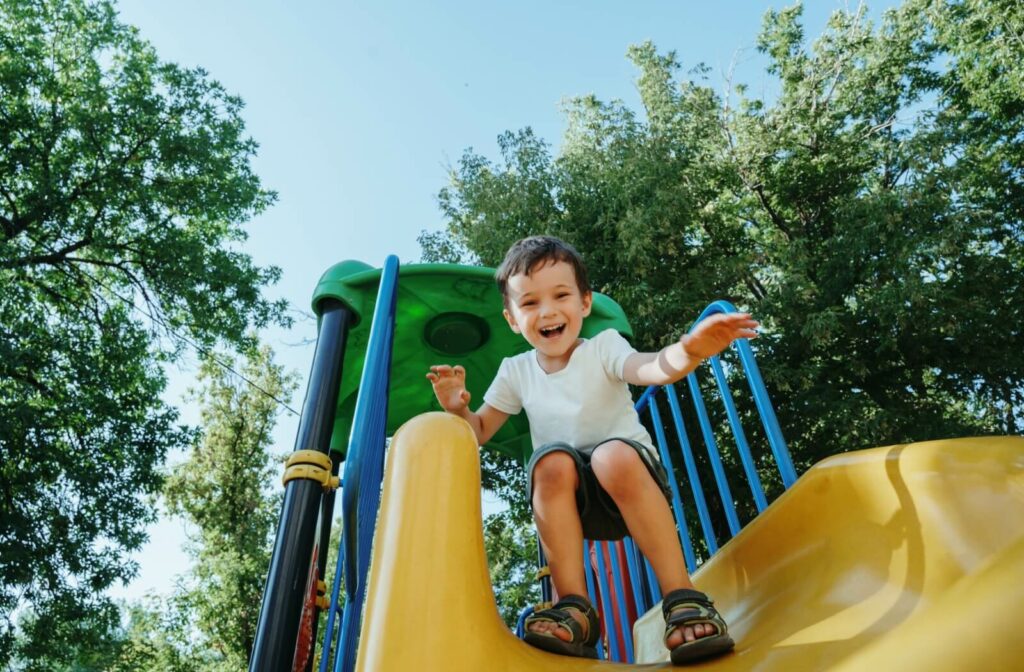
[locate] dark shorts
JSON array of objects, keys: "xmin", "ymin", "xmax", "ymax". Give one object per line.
[{"xmin": 526, "ymin": 437, "xmax": 673, "ymax": 541}]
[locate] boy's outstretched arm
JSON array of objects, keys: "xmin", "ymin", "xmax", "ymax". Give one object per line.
[
  {"xmin": 622, "ymin": 313, "xmax": 759, "ymax": 387},
  {"xmin": 425, "ymin": 364, "xmax": 509, "ymax": 446}
]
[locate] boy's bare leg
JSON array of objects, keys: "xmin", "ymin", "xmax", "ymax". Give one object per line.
[
  {"xmin": 591, "ymin": 441, "xmax": 716, "ymax": 649},
  {"xmin": 529, "ymin": 451, "xmax": 589, "ymax": 642}
]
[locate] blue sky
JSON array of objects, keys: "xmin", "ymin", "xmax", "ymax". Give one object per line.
[{"xmin": 108, "ymin": 0, "xmax": 897, "ymax": 602}]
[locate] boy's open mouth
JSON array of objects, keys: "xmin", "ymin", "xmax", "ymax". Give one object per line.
[{"xmin": 539, "ymin": 323, "xmax": 566, "ymax": 338}]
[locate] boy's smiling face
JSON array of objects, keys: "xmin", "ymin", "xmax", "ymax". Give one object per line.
[{"xmin": 502, "ymin": 259, "xmax": 593, "ymax": 370}]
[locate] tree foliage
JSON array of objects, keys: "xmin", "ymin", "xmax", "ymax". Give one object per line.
[
  {"xmin": 424, "ymin": 0, "xmax": 1024, "ymax": 487},
  {"xmin": 0, "ymin": 0, "xmax": 286, "ymax": 664},
  {"xmin": 29, "ymin": 347, "xmax": 297, "ymax": 672},
  {"xmin": 483, "ymin": 511, "xmax": 541, "ymax": 628},
  {"xmin": 162, "ymin": 346, "xmax": 298, "ymax": 670}
]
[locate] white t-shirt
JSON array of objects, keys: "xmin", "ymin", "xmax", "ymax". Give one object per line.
[{"xmin": 483, "ymin": 328, "xmax": 656, "ymax": 455}]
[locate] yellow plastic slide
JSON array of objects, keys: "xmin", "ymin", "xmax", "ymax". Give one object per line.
[{"xmin": 355, "ymin": 413, "xmax": 1024, "ymax": 671}]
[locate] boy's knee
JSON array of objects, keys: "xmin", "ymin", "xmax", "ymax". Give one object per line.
[
  {"xmin": 531, "ymin": 451, "xmax": 579, "ymax": 494},
  {"xmin": 591, "ymin": 442, "xmax": 646, "ymax": 496}
]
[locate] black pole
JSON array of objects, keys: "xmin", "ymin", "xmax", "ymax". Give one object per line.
[{"xmin": 250, "ymin": 300, "xmax": 350, "ymax": 672}]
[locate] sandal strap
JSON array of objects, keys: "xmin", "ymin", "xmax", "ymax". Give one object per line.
[
  {"xmin": 661, "ymin": 589, "xmax": 728, "ymax": 642},
  {"xmin": 524, "ymin": 594, "xmax": 598, "ymax": 646}
]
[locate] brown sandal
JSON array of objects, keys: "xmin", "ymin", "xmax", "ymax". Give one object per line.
[
  {"xmin": 523, "ymin": 594, "xmax": 600, "ymax": 659},
  {"xmin": 663, "ymin": 588, "xmax": 735, "ymax": 664}
]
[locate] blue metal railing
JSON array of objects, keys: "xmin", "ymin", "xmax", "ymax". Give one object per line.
[
  {"xmin": 694, "ymin": 301, "xmax": 796, "ymax": 489},
  {"xmin": 319, "ymin": 256, "xmax": 400, "ymax": 672},
  {"xmin": 311, "ymin": 284, "xmax": 793, "ymax": 667},
  {"xmin": 580, "ymin": 299, "xmax": 795, "ymax": 663}
]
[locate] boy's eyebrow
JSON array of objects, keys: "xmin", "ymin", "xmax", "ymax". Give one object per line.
[{"xmin": 514, "ymin": 283, "xmax": 574, "ymax": 299}]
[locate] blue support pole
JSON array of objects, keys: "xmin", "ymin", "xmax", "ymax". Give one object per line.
[
  {"xmin": 604, "ymin": 541, "xmax": 635, "ymax": 663},
  {"xmin": 515, "ymin": 606, "xmax": 534, "ymax": 639},
  {"xmin": 735, "ymin": 338, "xmax": 798, "ymax": 488},
  {"xmin": 622, "ymin": 537, "xmax": 648, "ymax": 617},
  {"xmin": 643, "ymin": 557, "xmax": 659, "ymax": 602},
  {"xmin": 692, "ymin": 300, "xmax": 798, "ymax": 488},
  {"xmin": 709, "ymin": 355, "xmax": 768, "ymax": 513},
  {"xmin": 663, "ymin": 383, "xmax": 718, "ymax": 555},
  {"xmin": 593, "ymin": 540, "xmax": 622, "ymax": 662},
  {"xmin": 686, "ymin": 371, "xmax": 741, "ymax": 538},
  {"xmin": 583, "ymin": 542, "xmax": 605, "ymax": 661},
  {"xmin": 648, "ymin": 396, "xmax": 697, "ymax": 572},
  {"xmin": 334, "ymin": 256, "xmax": 400, "ymax": 672}
]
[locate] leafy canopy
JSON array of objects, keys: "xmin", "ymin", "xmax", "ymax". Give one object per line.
[
  {"xmin": 425, "ymin": 0, "xmax": 1024, "ymax": 480},
  {"xmin": 0, "ymin": 0, "xmax": 287, "ymax": 665}
]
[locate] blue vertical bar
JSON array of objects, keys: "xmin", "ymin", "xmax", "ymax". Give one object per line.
[
  {"xmin": 643, "ymin": 556, "xmax": 662, "ymax": 604},
  {"xmin": 535, "ymin": 537, "xmax": 552, "ymax": 604},
  {"xmin": 582, "ymin": 542, "xmax": 605, "ymax": 661},
  {"xmin": 709, "ymin": 355, "xmax": 768, "ymax": 513},
  {"xmin": 622, "ymin": 537, "xmax": 647, "ymax": 617},
  {"xmin": 593, "ymin": 540, "xmax": 621, "ymax": 662},
  {"xmin": 627, "ymin": 539, "xmax": 655, "ymax": 610},
  {"xmin": 628, "ymin": 536, "xmax": 658, "ymax": 610},
  {"xmin": 604, "ymin": 541, "xmax": 635, "ymax": 663},
  {"xmin": 515, "ymin": 606, "xmax": 534, "ymax": 639},
  {"xmin": 633, "ymin": 385, "xmax": 659, "ymax": 414},
  {"xmin": 335, "ymin": 256, "xmax": 400, "ymax": 672},
  {"xmin": 735, "ymin": 338, "xmax": 798, "ymax": 488},
  {"xmin": 686, "ymin": 372, "xmax": 741, "ymax": 537},
  {"xmin": 648, "ymin": 397, "xmax": 697, "ymax": 572},
  {"xmin": 691, "ymin": 300, "xmax": 797, "ymax": 489},
  {"xmin": 663, "ymin": 383, "xmax": 718, "ymax": 555}
]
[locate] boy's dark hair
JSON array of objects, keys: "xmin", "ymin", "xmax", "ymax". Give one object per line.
[{"xmin": 495, "ymin": 235, "xmax": 591, "ymax": 304}]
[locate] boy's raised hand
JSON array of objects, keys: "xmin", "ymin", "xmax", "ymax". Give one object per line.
[
  {"xmin": 426, "ymin": 364, "xmax": 471, "ymax": 414},
  {"xmin": 681, "ymin": 312, "xmax": 759, "ymax": 360}
]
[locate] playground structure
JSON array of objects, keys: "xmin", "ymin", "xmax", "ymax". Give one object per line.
[{"xmin": 248, "ymin": 256, "xmax": 1024, "ymax": 671}]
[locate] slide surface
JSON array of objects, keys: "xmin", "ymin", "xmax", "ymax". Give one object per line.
[{"xmin": 355, "ymin": 413, "xmax": 1024, "ymax": 671}]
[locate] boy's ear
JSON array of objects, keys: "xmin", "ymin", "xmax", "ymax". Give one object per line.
[
  {"xmin": 582, "ymin": 291, "xmax": 593, "ymax": 318},
  {"xmin": 502, "ymin": 308, "xmax": 521, "ymax": 333}
]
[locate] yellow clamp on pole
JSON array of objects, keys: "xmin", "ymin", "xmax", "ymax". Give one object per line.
[
  {"xmin": 315, "ymin": 580, "xmax": 330, "ymax": 610},
  {"xmin": 281, "ymin": 450, "xmax": 340, "ymax": 490},
  {"xmin": 535, "ymin": 565, "xmax": 551, "ymax": 581}
]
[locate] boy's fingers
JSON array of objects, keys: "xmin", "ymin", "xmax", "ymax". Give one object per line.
[
  {"xmin": 722, "ymin": 314, "xmax": 757, "ymax": 327},
  {"xmin": 426, "ymin": 372, "xmax": 438, "ymax": 383},
  {"xmin": 453, "ymin": 365, "xmax": 466, "ymax": 378}
]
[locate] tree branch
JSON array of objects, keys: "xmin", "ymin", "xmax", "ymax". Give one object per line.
[
  {"xmin": 65, "ymin": 255, "xmax": 154, "ymax": 308},
  {"xmin": 744, "ymin": 273, "xmax": 768, "ymax": 302},
  {"xmin": 0, "ymin": 184, "xmax": 20, "ymax": 238},
  {"xmin": 752, "ymin": 184, "xmax": 794, "ymax": 240},
  {"xmin": 0, "ymin": 237, "xmax": 93, "ymax": 269}
]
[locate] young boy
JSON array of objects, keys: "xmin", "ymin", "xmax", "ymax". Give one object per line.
[{"xmin": 426, "ymin": 236, "xmax": 758, "ymax": 664}]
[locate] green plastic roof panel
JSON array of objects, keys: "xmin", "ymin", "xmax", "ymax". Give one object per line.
[{"xmin": 312, "ymin": 261, "xmax": 633, "ymax": 465}]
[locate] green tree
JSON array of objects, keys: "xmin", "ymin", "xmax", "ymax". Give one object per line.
[
  {"xmin": 163, "ymin": 346, "xmax": 298, "ymax": 670},
  {"xmin": 13, "ymin": 594, "xmax": 209, "ymax": 672},
  {"xmin": 105, "ymin": 597, "xmax": 211, "ymax": 672},
  {"xmin": 425, "ymin": 0, "xmax": 1022, "ymax": 525},
  {"xmin": 0, "ymin": 0, "xmax": 285, "ymax": 664},
  {"xmin": 483, "ymin": 511, "xmax": 541, "ymax": 628}
]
